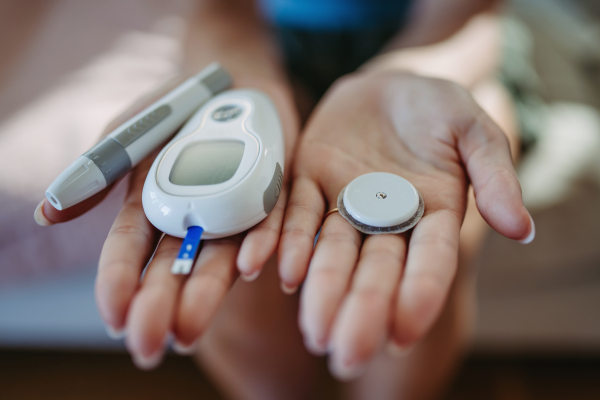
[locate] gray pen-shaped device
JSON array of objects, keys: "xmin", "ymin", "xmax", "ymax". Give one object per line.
[{"xmin": 45, "ymin": 63, "xmax": 231, "ymax": 210}]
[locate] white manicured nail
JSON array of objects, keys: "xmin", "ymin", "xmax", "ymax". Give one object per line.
[
  {"xmin": 34, "ymin": 200, "xmax": 53, "ymax": 226},
  {"xmin": 240, "ymin": 270, "xmax": 261, "ymax": 282},
  {"xmin": 281, "ymin": 281, "xmax": 298, "ymax": 295},
  {"xmin": 519, "ymin": 213, "xmax": 536, "ymax": 244},
  {"xmin": 331, "ymin": 359, "xmax": 367, "ymax": 381},
  {"xmin": 105, "ymin": 325, "xmax": 126, "ymax": 340},
  {"xmin": 386, "ymin": 341, "xmax": 414, "ymax": 358},
  {"xmin": 172, "ymin": 340, "xmax": 197, "ymax": 355},
  {"xmin": 132, "ymin": 351, "xmax": 164, "ymax": 370},
  {"xmin": 304, "ymin": 336, "xmax": 327, "ymax": 356}
]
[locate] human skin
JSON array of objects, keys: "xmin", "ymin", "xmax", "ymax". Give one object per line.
[
  {"xmin": 278, "ymin": 70, "xmax": 531, "ymax": 377},
  {"xmin": 340, "ymin": 77, "xmax": 521, "ymax": 400},
  {"xmin": 275, "ymin": 2, "xmax": 534, "ymax": 382},
  {"xmin": 33, "ymin": 0, "xmax": 534, "ymax": 398},
  {"xmin": 35, "ymin": 0, "xmax": 302, "ymax": 368}
]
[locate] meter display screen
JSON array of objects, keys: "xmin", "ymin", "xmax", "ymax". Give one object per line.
[{"xmin": 169, "ymin": 140, "xmax": 245, "ymax": 186}]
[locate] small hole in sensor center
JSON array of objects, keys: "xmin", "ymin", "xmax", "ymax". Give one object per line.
[
  {"xmin": 50, "ymin": 196, "xmax": 58, "ymax": 204},
  {"xmin": 376, "ymin": 192, "xmax": 387, "ymax": 199}
]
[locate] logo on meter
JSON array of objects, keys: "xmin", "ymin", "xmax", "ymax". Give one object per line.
[{"xmin": 212, "ymin": 105, "xmax": 243, "ymax": 122}]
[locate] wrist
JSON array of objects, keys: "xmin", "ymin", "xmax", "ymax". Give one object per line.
[
  {"xmin": 182, "ymin": 0, "xmax": 286, "ymax": 85},
  {"xmin": 360, "ymin": 13, "xmax": 501, "ymax": 89},
  {"xmin": 360, "ymin": 51, "xmax": 427, "ymax": 76},
  {"xmin": 359, "ymin": 48, "xmax": 471, "ymax": 89},
  {"xmin": 335, "ymin": 68, "xmax": 416, "ymax": 93}
]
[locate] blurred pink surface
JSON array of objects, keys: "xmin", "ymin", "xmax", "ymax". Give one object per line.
[{"xmin": 0, "ymin": 0, "xmax": 192, "ymax": 285}]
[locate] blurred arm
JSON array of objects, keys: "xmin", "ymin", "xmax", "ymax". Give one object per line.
[
  {"xmin": 364, "ymin": 0, "xmax": 503, "ymax": 88},
  {"xmin": 183, "ymin": 0, "xmax": 287, "ymax": 87}
]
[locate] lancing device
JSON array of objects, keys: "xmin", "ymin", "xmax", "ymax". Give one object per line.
[{"xmin": 45, "ymin": 63, "xmax": 232, "ymax": 210}]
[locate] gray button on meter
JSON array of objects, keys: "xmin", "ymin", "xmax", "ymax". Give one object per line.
[
  {"xmin": 337, "ymin": 172, "xmax": 425, "ymax": 234},
  {"xmin": 212, "ymin": 105, "xmax": 243, "ymax": 121}
]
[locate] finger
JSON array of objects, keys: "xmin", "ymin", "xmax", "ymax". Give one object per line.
[
  {"xmin": 328, "ymin": 234, "xmax": 407, "ymax": 380},
  {"xmin": 392, "ymin": 210, "xmax": 461, "ymax": 347},
  {"xmin": 174, "ymin": 235, "xmax": 242, "ymax": 350},
  {"xmin": 126, "ymin": 235, "xmax": 186, "ymax": 370},
  {"xmin": 35, "ymin": 77, "xmax": 185, "ymax": 226},
  {"xmin": 299, "ymin": 213, "xmax": 362, "ymax": 355},
  {"xmin": 237, "ymin": 185, "xmax": 288, "ymax": 281},
  {"xmin": 458, "ymin": 113, "xmax": 534, "ymax": 243},
  {"xmin": 278, "ymin": 177, "xmax": 326, "ymax": 293},
  {"xmin": 95, "ymin": 162, "xmax": 160, "ymax": 332}
]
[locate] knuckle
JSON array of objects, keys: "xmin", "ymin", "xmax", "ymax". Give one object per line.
[
  {"xmin": 320, "ymin": 230, "xmax": 361, "ymax": 248},
  {"xmin": 123, "ymin": 197, "xmax": 144, "ymax": 209},
  {"xmin": 287, "ymin": 203, "xmax": 321, "ymax": 222},
  {"xmin": 282, "ymin": 226, "xmax": 316, "ymax": 243},
  {"xmin": 152, "ymin": 244, "xmax": 180, "ymax": 262},
  {"xmin": 311, "ymin": 265, "xmax": 343, "ymax": 284},
  {"xmin": 98, "ymin": 260, "xmax": 138, "ymax": 285},
  {"xmin": 403, "ymin": 270, "xmax": 448, "ymax": 295},
  {"xmin": 410, "ymin": 231, "xmax": 455, "ymax": 253},
  {"xmin": 363, "ymin": 245, "xmax": 402, "ymax": 265},
  {"xmin": 352, "ymin": 285, "xmax": 388, "ymax": 305},
  {"xmin": 202, "ymin": 271, "xmax": 231, "ymax": 293},
  {"xmin": 252, "ymin": 222, "xmax": 280, "ymax": 237},
  {"xmin": 109, "ymin": 223, "xmax": 154, "ymax": 244}
]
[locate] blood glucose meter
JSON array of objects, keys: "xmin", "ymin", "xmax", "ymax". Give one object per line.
[{"xmin": 142, "ymin": 89, "xmax": 284, "ymax": 250}]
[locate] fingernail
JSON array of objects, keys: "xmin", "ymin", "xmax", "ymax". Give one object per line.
[
  {"xmin": 332, "ymin": 359, "xmax": 367, "ymax": 381},
  {"xmin": 304, "ymin": 336, "xmax": 327, "ymax": 356},
  {"xmin": 386, "ymin": 341, "xmax": 414, "ymax": 358},
  {"xmin": 240, "ymin": 270, "xmax": 261, "ymax": 282},
  {"xmin": 172, "ymin": 340, "xmax": 197, "ymax": 355},
  {"xmin": 281, "ymin": 281, "xmax": 298, "ymax": 295},
  {"xmin": 519, "ymin": 212, "xmax": 536, "ymax": 245},
  {"xmin": 34, "ymin": 200, "xmax": 53, "ymax": 226},
  {"xmin": 327, "ymin": 341, "xmax": 334, "ymax": 354},
  {"xmin": 132, "ymin": 350, "xmax": 164, "ymax": 370},
  {"xmin": 105, "ymin": 325, "xmax": 126, "ymax": 340}
]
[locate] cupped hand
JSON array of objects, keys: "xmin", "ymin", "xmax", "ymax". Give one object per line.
[
  {"xmin": 278, "ymin": 71, "xmax": 533, "ymax": 380},
  {"xmin": 36, "ymin": 76, "xmax": 299, "ymax": 369}
]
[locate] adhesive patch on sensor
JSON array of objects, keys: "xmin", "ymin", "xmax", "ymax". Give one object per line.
[{"xmin": 337, "ymin": 172, "xmax": 424, "ymax": 234}]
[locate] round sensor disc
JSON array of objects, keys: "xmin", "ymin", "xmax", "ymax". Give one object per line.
[{"xmin": 338, "ymin": 172, "xmax": 424, "ymax": 234}]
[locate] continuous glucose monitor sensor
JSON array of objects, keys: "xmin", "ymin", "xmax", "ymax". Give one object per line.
[
  {"xmin": 337, "ymin": 172, "xmax": 424, "ymax": 234},
  {"xmin": 142, "ymin": 89, "xmax": 284, "ymax": 273}
]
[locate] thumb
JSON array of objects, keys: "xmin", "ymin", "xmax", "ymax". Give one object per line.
[
  {"xmin": 34, "ymin": 184, "xmax": 116, "ymax": 226},
  {"xmin": 458, "ymin": 113, "xmax": 535, "ymax": 244}
]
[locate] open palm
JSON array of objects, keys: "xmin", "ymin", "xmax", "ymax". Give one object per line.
[{"xmin": 278, "ymin": 72, "xmax": 533, "ymax": 379}]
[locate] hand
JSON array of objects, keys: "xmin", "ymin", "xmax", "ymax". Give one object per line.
[
  {"xmin": 36, "ymin": 77, "xmax": 299, "ymax": 368},
  {"xmin": 278, "ymin": 71, "xmax": 533, "ymax": 380}
]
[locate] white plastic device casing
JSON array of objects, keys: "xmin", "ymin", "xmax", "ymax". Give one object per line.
[
  {"xmin": 142, "ymin": 89, "xmax": 284, "ymax": 239},
  {"xmin": 343, "ymin": 172, "xmax": 419, "ymax": 227},
  {"xmin": 337, "ymin": 172, "xmax": 424, "ymax": 235}
]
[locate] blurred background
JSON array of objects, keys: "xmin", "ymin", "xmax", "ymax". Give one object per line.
[{"xmin": 0, "ymin": 0, "xmax": 599, "ymax": 399}]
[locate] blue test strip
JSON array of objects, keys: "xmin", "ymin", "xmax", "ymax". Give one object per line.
[{"xmin": 171, "ymin": 226, "xmax": 204, "ymax": 274}]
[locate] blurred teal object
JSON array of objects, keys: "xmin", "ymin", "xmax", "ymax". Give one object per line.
[{"xmin": 258, "ymin": 0, "xmax": 413, "ymax": 30}]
